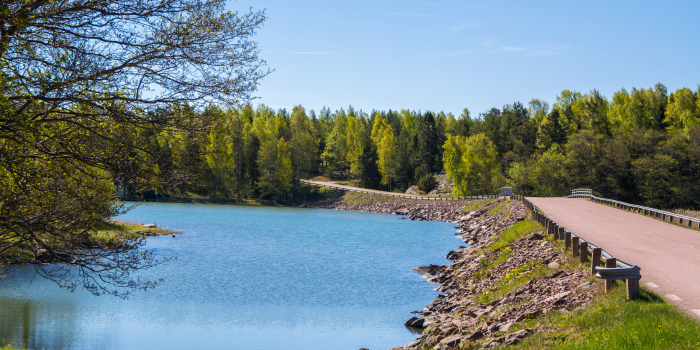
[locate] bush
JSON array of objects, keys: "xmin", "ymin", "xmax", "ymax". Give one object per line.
[{"xmin": 417, "ymin": 174, "xmax": 436, "ymax": 192}]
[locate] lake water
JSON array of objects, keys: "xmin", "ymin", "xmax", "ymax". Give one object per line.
[{"xmin": 0, "ymin": 203, "xmax": 460, "ymax": 350}]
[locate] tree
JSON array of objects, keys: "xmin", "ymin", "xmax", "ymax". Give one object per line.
[
  {"xmin": 275, "ymin": 138, "xmax": 294, "ymax": 201},
  {"xmin": 0, "ymin": 0, "xmax": 270, "ymax": 296},
  {"xmin": 610, "ymin": 84, "xmax": 668, "ymax": 130},
  {"xmin": 345, "ymin": 115, "xmax": 367, "ymax": 176},
  {"xmin": 289, "ymin": 105, "xmax": 318, "ymax": 183},
  {"xmin": 537, "ymin": 109, "xmax": 567, "ymax": 150},
  {"xmin": 377, "ymin": 128, "xmax": 398, "ymax": 190},
  {"xmin": 443, "ymin": 134, "xmax": 501, "ymax": 197},
  {"xmin": 321, "ymin": 110, "xmax": 347, "ymax": 174},
  {"xmin": 203, "ymin": 112, "xmax": 235, "ymax": 198},
  {"xmin": 664, "ymin": 87, "xmax": 700, "ymax": 131},
  {"xmin": 416, "ymin": 112, "xmax": 440, "ymax": 172},
  {"xmin": 446, "ymin": 108, "xmax": 474, "ymax": 137},
  {"xmin": 576, "ymin": 89, "xmax": 611, "ymax": 136},
  {"xmin": 563, "ymin": 130, "xmax": 601, "ymax": 189},
  {"xmin": 358, "ymin": 145, "xmax": 381, "ymax": 189},
  {"xmin": 531, "ymin": 145, "xmax": 568, "ymax": 197}
]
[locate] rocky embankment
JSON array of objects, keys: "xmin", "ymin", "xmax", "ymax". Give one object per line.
[
  {"xmin": 318, "ymin": 196, "xmax": 601, "ymax": 349},
  {"xmin": 317, "ymin": 197, "xmax": 469, "ymax": 222}
]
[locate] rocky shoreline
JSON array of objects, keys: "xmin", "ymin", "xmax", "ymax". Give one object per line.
[{"xmin": 317, "ymin": 196, "xmax": 601, "ymax": 349}]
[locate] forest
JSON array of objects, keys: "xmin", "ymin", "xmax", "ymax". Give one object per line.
[{"xmin": 142, "ymin": 83, "xmax": 700, "ymax": 210}]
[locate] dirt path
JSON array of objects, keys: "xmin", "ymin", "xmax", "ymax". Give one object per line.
[
  {"xmin": 528, "ymin": 197, "xmax": 700, "ymax": 320},
  {"xmin": 301, "ymin": 179, "xmax": 457, "ymax": 200}
]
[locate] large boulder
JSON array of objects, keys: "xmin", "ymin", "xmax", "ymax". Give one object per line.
[{"xmin": 405, "ymin": 185, "xmax": 423, "ymax": 195}]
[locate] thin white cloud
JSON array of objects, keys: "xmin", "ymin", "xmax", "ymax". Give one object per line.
[
  {"xmin": 451, "ymin": 22, "xmax": 482, "ymax": 31},
  {"xmin": 386, "ymin": 12, "xmax": 437, "ymax": 17},
  {"xmin": 293, "ymin": 52, "xmax": 336, "ymax": 55}
]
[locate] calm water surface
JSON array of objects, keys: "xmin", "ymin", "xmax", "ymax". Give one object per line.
[{"xmin": 0, "ymin": 203, "xmax": 460, "ymax": 350}]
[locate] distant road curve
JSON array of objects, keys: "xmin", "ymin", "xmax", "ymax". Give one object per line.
[
  {"xmin": 528, "ymin": 197, "xmax": 700, "ymax": 320},
  {"xmin": 300, "ymin": 179, "xmax": 479, "ymax": 200}
]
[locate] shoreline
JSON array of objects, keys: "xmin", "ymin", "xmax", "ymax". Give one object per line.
[
  {"xmin": 120, "ymin": 193, "xmax": 699, "ymax": 349},
  {"xmin": 312, "ymin": 193, "xmax": 602, "ymax": 349}
]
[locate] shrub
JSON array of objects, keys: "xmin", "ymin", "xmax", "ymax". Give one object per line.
[{"xmin": 417, "ymin": 174, "xmax": 436, "ymax": 192}]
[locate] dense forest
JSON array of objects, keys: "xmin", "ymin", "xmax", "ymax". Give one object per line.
[{"xmin": 142, "ymin": 83, "xmax": 700, "ymax": 210}]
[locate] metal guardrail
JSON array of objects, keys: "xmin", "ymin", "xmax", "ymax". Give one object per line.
[
  {"xmin": 510, "ymin": 193, "xmax": 642, "ymax": 299},
  {"xmin": 563, "ymin": 189, "xmax": 700, "ymax": 229},
  {"xmin": 299, "ymin": 179, "xmax": 501, "ymax": 201},
  {"xmin": 596, "ymin": 265, "xmax": 641, "ymax": 280}
]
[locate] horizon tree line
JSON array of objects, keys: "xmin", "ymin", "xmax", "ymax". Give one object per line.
[{"xmin": 144, "ymin": 83, "xmax": 700, "ymax": 210}]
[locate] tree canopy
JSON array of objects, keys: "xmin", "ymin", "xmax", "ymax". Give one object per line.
[{"xmin": 0, "ymin": 0, "xmax": 269, "ymax": 296}]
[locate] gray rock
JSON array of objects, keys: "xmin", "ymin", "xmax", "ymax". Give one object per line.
[
  {"xmin": 404, "ymin": 317, "xmax": 420, "ymax": 327},
  {"xmin": 466, "ymin": 330, "xmax": 484, "ymax": 340},
  {"xmin": 500, "ymin": 322, "xmax": 514, "ymax": 332},
  {"xmin": 408, "ymin": 317, "xmax": 426, "ymax": 328},
  {"xmin": 547, "ymin": 261, "xmax": 560, "ymax": 268},
  {"xmin": 516, "ymin": 309, "xmax": 541, "ymax": 322},
  {"xmin": 504, "ymin": 329, "xmax": 532, "ymax": 345},
  {"xmin": 439, "ymin": 335, "xmax": 463, "ymax": 347},
  {"xmin": 528, "ymin": 232, "xmax": 545, "ymax": 240}
]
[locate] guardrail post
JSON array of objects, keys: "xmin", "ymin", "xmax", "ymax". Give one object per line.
[
  {"xmin": 605, "ymin": 258, "xmax": 616, "ymax": 292},
  {"xmin": 572, "ymin": 237, "xmax": 579, "ymax": 258},
  {"xmin": 627, "ymin": 278, "xmax": 640, "ymax": 299},
  {"xmin": 590, "ymin": 248, "xmax": 601, "ymax": 275},
  {"xmin": 580, "ymin": 241, "xmax": 588, "ymax": 263},
  {"xmin": 565, "ymin": 231, "xmax": 571, "ymax": 249},
  {"xmin": 558, "ymin": 227, "xmax": 565, "ymax": 241}
]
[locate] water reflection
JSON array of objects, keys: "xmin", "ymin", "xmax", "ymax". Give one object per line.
[
  {"xmin": 0, "ymin": 294, "xmax": 76, "ymax": 349},
  {"xmin": 0, "ymin": 204, "xmax": 457, "ymax": 350}
]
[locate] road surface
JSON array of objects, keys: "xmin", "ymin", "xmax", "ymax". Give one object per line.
[{"xmin": 528, "ymin": 197, "xmax": 700, "ymax": 320}]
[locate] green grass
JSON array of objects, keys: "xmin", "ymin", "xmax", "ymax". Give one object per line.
[
  {"xmin": 488, "ymin": 199, "xmax": 511, "ymax": 215},
  {"xmin": 481, "ymin": 218, "xmax": 543, "ymax": 254},
  {"xmin": 471, "ymin": 217, "xmax": 700, "ymax": 349},
  {"xmin": 95, "ymin": 220, "xmax": 179, "ymax": 241},
  {"xmin": 340, "ymin": 192, "xmax": 392, "ymax": 205},
  {"xmin": 462, "ymin": 199, "xmax": 497, "ymax": 212},
  {"xmin": 469, "ymin": 218, "xmax": 552, "ymax": 303},
  {"xmin": 333, "ymin": 181, "xmax": 360, "ymax": 187},
  {"xmin": 509, "ymin": 286, "xmax": 700, "ymax": 349},
  {"xmin": 1, "ymin": 345, "xmax": 24, "ymax": 350}
]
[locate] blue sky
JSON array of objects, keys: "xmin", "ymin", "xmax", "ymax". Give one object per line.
[{"xmin": 230, "ymin": 0, "xmax": 700, "ymax": 116}]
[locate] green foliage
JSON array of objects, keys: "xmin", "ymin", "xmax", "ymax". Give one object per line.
[
  {"xmin": 417, "ymin": 174, "xmax": 436, "ymax": 192},
  {"xmin": 462, "ymin": 199, "xmax": 496, "ymax": 212},
  {"xmin": 488, "ymin": 200, "xmax": 510, "ymax": 215},
  {"xmin": 377, "ymin": 126, "xmax": 398, "ymax": 189},
  {"xmin": 443, "ymin": 133, "xmax": 502, "ymax": 196}
]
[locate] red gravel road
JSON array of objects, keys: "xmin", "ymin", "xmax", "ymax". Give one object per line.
[{"xmin": 528, "ymin": 197, "xmax": 700, "ymax": 320}]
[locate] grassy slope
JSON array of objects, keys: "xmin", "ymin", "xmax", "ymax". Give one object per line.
[
  {"xmin": 462, "ymin": 215, "xmax": 700, "ymax": 350},
  {"xmin": 508, "ymin": 285, "xmax": 700, "ymax": 349}
]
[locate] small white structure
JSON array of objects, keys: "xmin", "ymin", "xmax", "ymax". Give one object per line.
[{"xmin": 499, "ymin": 187, "xmax": 513, "ymax": 196}]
